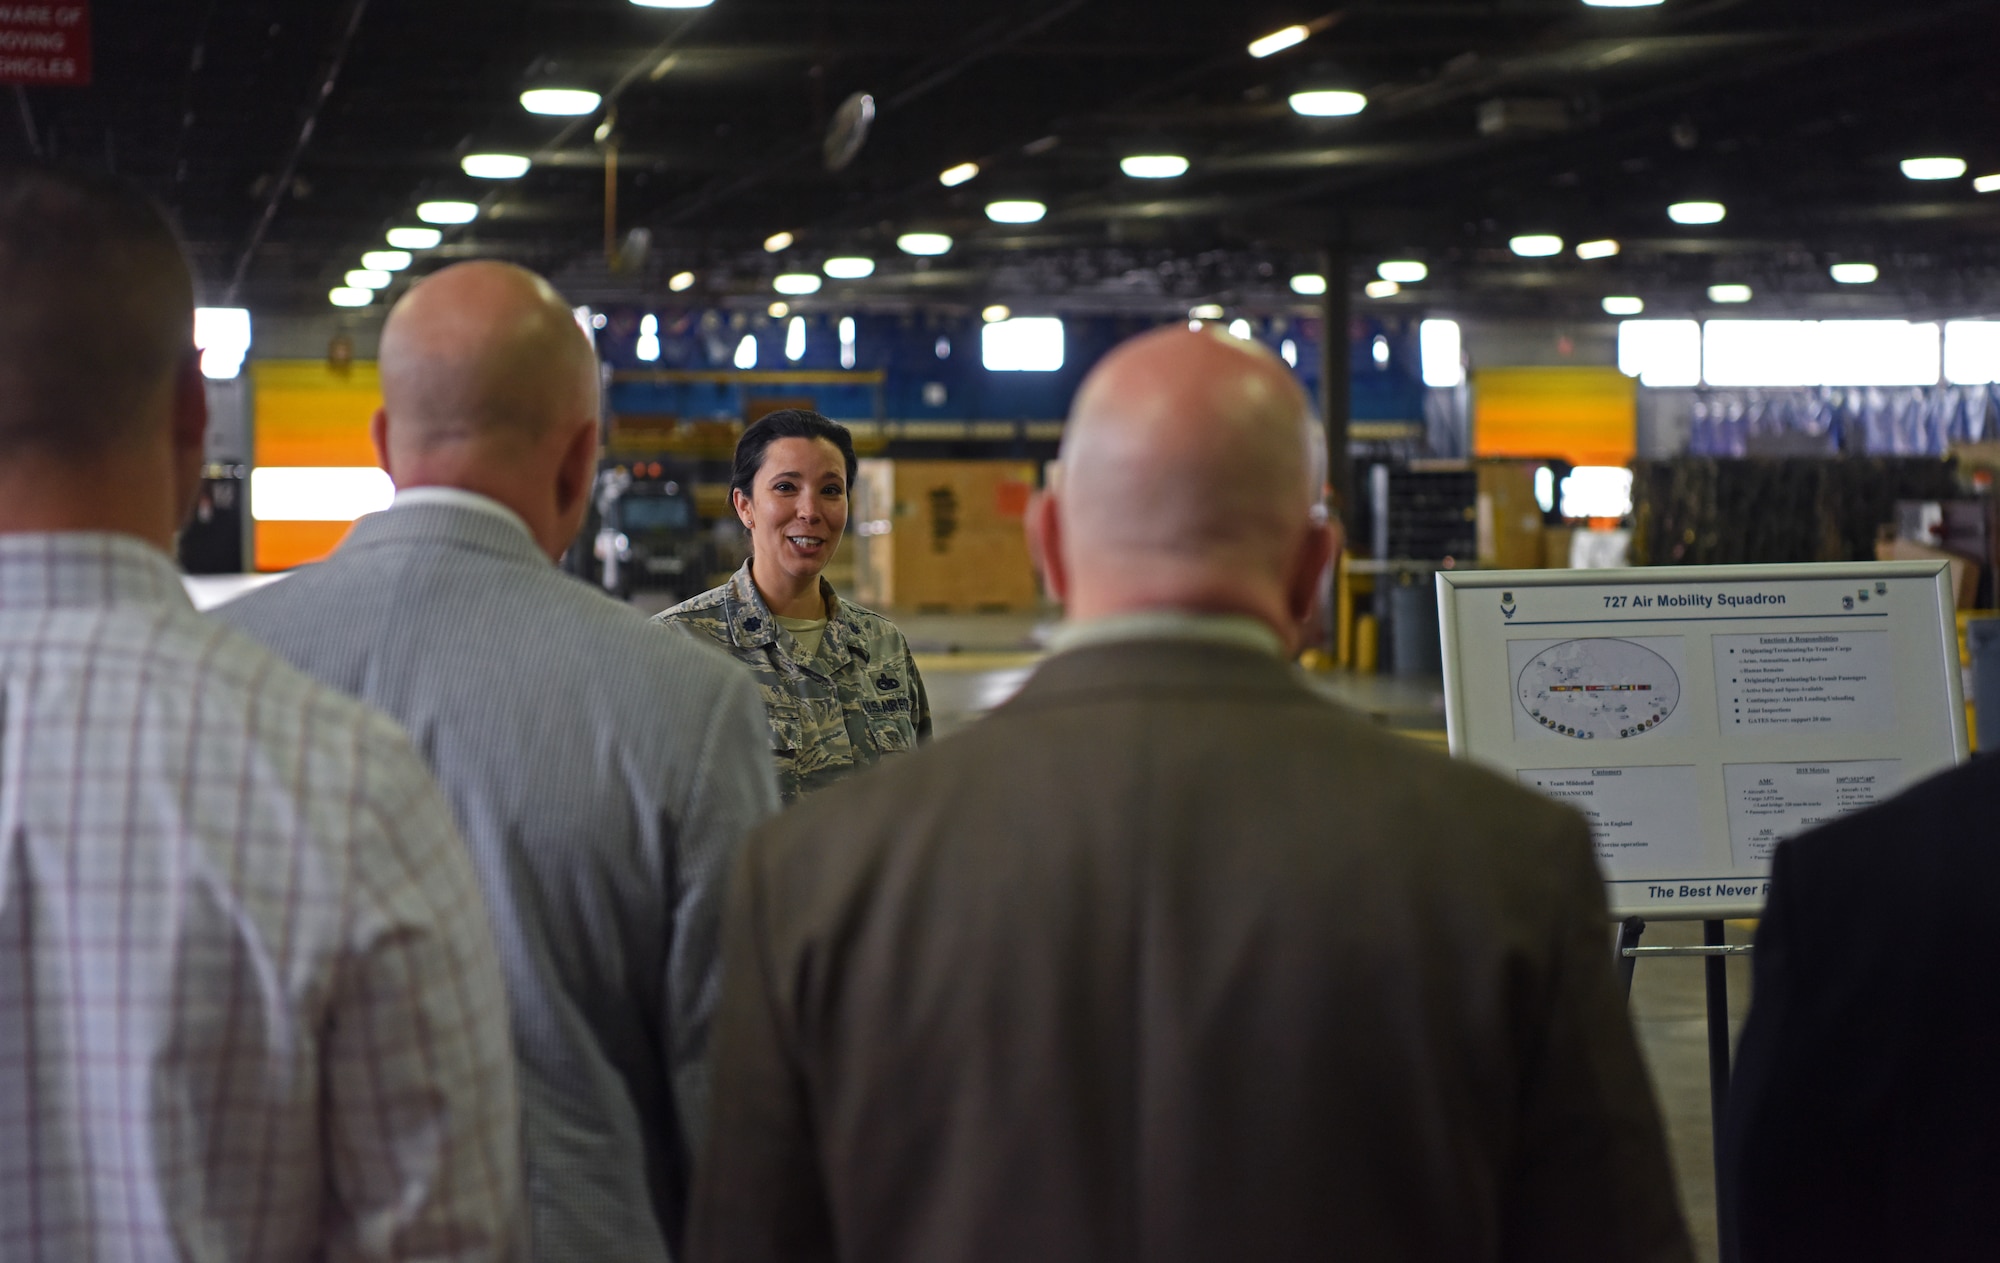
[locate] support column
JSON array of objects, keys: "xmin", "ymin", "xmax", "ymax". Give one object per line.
[{"xmin": 1318, "ymin": 241, "xmax": 1352, "ymax": 531}]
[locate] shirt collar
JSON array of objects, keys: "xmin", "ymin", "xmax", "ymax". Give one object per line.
[
  {"xmin": 723, "ymin": 560, "xmax": 863, "ymax": 660},
  {"xmin": 1046, "ymin": 609, "xmax": 1288, "ymax": 660},
  {"xmin": 0, "ymin": 532, "xmax": 192, "ymax": 612},
  {"xmin": 392, "ymin": 486, "xmax": 537, "ymax": 548}
]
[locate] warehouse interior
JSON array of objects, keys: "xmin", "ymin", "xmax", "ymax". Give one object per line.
[{"xmin": 8, "ymin": 1, "xmax": 2000, "ymax": 1258}]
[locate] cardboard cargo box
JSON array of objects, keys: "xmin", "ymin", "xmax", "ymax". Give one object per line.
[
  {"xmin": 854, "ymin": 459, "xmax": 1041, "ymax": 612},
  {"xmin": 1475, "ymin": 459, "xmax": 1548, "ymax": 569}
]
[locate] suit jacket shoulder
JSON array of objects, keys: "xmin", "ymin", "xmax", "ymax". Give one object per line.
[{"xmin": 709, "ymin": 639, "xmax": 1686, "ymax": 1263}]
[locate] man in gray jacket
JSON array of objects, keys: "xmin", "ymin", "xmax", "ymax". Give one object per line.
[
  {"xmin": 223, "ymin": 261, "xmax": 778, "ymax": 1262},
  {"xmin": 691, "ymin": 326, "xmax": 1690, "ymax": 1263}
]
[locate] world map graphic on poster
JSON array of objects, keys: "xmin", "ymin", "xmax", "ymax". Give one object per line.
[{"xmin": 1517, "ymin": 638, "xmax": 1682, "ymax": 740}]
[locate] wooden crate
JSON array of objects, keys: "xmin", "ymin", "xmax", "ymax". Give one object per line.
[{"xmin": 854, "ymin": 459, "xmax": 1041, "ymax": 612}]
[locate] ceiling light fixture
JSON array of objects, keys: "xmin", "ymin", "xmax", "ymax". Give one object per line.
[
  {"xmin": 1190, "ymin": 304, "xmax": 1226, "ymax": 320},
  {"xmin": 1289, "ymin": 273, "xmax": 1328, "ymax": 296},
  {"xmin": 461, "ymin": 153, "xmax": 531, "ymax": 179},
  {"xmin": 982, "ymin": 305, "xmax": 1012, "ymax": 323},
  {"xmin": 1708, "ymin": 283, "xmax": 1753, "ymax": 303},
  {"xmin": 764, "ymin": 231, "xmax": 795, "ymax": 252},
  {"xmin": 1248, "ymin": 24, "xmax": 1309, "ymax": 58},
  {"xmin": 1509, "ymin": 234, "xmax": 1564, "ymax": 257},
  {"xmin": 1668, "ymin": 200, "xmax": 1726, "ymax": 225},
  {"xmin": 768, "ymin": 302, "xmax": 789, "ymax": 318},
  {"xmin": 345, "ymin": 269, "xmax": 391, "ymax": 290},
  {"xmin": 1120, "ymin": 154, "xmax": 1190, "ymax": 179},
  {"xmin": 630, "ymin": 0, "xmax": 713, "ymax": 7},
  {"xmin": 824, "ymin": 256, "xmax": 876, "ymax": 279},
  {"xmin": 1576, "ymin": 239, "xmax": 1621, "ymax": 260},
  {"xmin": 1901, "ymin": 156, "xmax": 1967, "ymax": 181},
  {"xmin": 1377, "ymin": 260, "xmax": 1428, "ymax": 283},
  {"xmin": 897, "ymin": 232, "xmax": 953, "ymax": 256},
  {"xmin": 1364, "ymin": 280, "xmax": 1401, "ymax": 298},
  {"xmin": 1288, "ymin": 90, "xmax": 1367, "ymax": 117},
  {"xmin": 986, "ymin": 200, "xmax": 1047, "ymax": 223},
  {"xmin": 1602, "ymin": 296, "xmax": 1645, "ymax": 316},
  {"xmin": 1830, "ymin": 262, "xmax": 1879, "ymax": 284},
  {"xmin": 939, "ymin": 162, "xmax": 979, "ymax": 187},
  {"xmin": 416, "ymin": 201, "xmax": 478, "ymax": 225},
  {"xmin": 1582, "ymin": 0, "xmax": 1664, "ymax": 7},
  {"xmin": 669, "ymin": 271, "xmax": 696, "ymax": 291},
  {"xmin": 328, "ymin": 287, "xmax": 372, "ymax": 308},
  {"xmin": 773, "ymin": 273, "xmax": 822, "ymax": 295},
  {"xmin": 520, "ymin": 88, "xmax": 602, "ymax": 116},
  {"xmin": 1975, "ymin": 174, "xmax": 2000, "ymax": 194},
  {"xmin": 386, "ymin": 227, "xmax": 442, "ymax": 249},
  {"xmin": 361, "ymin": 251, "xmax": 412, "ymax": 272}
]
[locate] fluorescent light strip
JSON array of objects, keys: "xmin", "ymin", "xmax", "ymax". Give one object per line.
[
  {"xmin": 521, "ymin": 88, "xmax": 601, "ymax": 116},
  {"xmin": 986, "ymin": 200, "xmax": 1046, "ymax": 224},
  {"xmin": 1248, "ymin": 25, "xmax": 1308, "ymax": 58},
  {"xmin": 1901, "ymin": 156, "xmax": 1967, "ymax": 181},
  {"xmin": 417, "ymin": 201, "xmax": 478, "ymax": 225},
  {"xmin": 461, "ymin": 153, "xmax": 531, "ymax": 179},
  {"xmin": 1288, "ymin": 90, "xmax": 1366, "ymax": 117},
  {"xmin": 1668, "ymin": 201, "xmax": 1726, "ymax": 225},
  {"xmin": 1120, "ymin": 154, "xmax": 1189, "ymax": 179}
]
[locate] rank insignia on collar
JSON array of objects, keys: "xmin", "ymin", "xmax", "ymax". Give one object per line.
[{"xmin": 743, "ymin": 616, "xmax": 763, "ymax": 631}]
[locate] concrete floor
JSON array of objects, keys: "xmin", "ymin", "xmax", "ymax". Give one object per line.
[{"xmin": 652, "ymin": 599, "xmax": 1751, "ymax": 1260}]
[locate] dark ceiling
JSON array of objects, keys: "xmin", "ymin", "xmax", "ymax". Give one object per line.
[{"xmin": 8, "ymin": 0, "xmax": 2000, "ymax": 320}]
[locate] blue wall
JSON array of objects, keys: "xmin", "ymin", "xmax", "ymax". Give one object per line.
[{"xmin": 596, "ymin": 306, "xmax": 1429, "ymax": 426}]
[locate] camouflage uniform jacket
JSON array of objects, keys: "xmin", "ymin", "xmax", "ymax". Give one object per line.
[{"xmin": 655, "ymin": 561, "xmax": 931, "ymax": 803}]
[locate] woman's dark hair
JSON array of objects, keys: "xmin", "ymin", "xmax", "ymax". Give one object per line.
[{"xmin": 730, "ymin": 409, "xmax": 858, "ymax": 499}]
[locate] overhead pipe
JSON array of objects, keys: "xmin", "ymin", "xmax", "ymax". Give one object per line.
[
  {"xmin": 12, "ymin": 85, "xmax": 38, "ymax": 157},
  {"xmin": 225, "ymin": 0, "xmax": 371, "ymax": 303}
]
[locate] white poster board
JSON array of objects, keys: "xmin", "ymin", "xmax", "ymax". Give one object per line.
[{"xmin": 1438, "ymin": 562, "xmax": 1967, "ymax": 918}]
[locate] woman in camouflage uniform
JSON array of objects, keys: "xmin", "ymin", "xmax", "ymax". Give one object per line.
[{"xmin": 656, "ymin": 410, "xmax": 930, "ymax": 802}]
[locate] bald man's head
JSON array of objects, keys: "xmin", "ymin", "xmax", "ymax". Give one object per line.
[
  {"xmin": 1038, "ymin": 326, "xmax": 1333, "ymax": 636},
  {"xmin": 0, "ymin": 165, "xmax": 194, "ymax": 456},
  {"xmin": 378, "ymin": 261, "xmax": 599, "ymax": 451},
  {"xmin": 1063, "ymin": 326, "xmax": 1321, "ymax": 566}
]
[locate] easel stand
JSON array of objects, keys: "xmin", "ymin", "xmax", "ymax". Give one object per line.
[{"xmin": 1616, "ymin": 916, "xmax": 1753, "ymax": 1263}]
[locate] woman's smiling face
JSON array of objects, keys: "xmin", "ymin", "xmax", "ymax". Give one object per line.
[{"xmin": 735, "ymin": 435, "xmax": 850, "ymax": 585}]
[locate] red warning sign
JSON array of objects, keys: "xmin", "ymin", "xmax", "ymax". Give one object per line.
[{"xmin": 0, "ymin": 3, "xmax": 91, "ymax": 87}]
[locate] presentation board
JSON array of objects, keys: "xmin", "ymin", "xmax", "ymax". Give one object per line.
[{"xmin": 1438, "ymin": 562, "xmax": 1967, "ymax": 918}]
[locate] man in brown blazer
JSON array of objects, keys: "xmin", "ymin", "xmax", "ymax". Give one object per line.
[{"xmin": 690, "ymin": 327, "xmax": 1693, "ymax": 1263}]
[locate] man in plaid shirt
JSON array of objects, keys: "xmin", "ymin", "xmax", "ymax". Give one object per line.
[{"xmin": 0, "ymin": 166, "xmax": 523, "ymax": 1259}]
